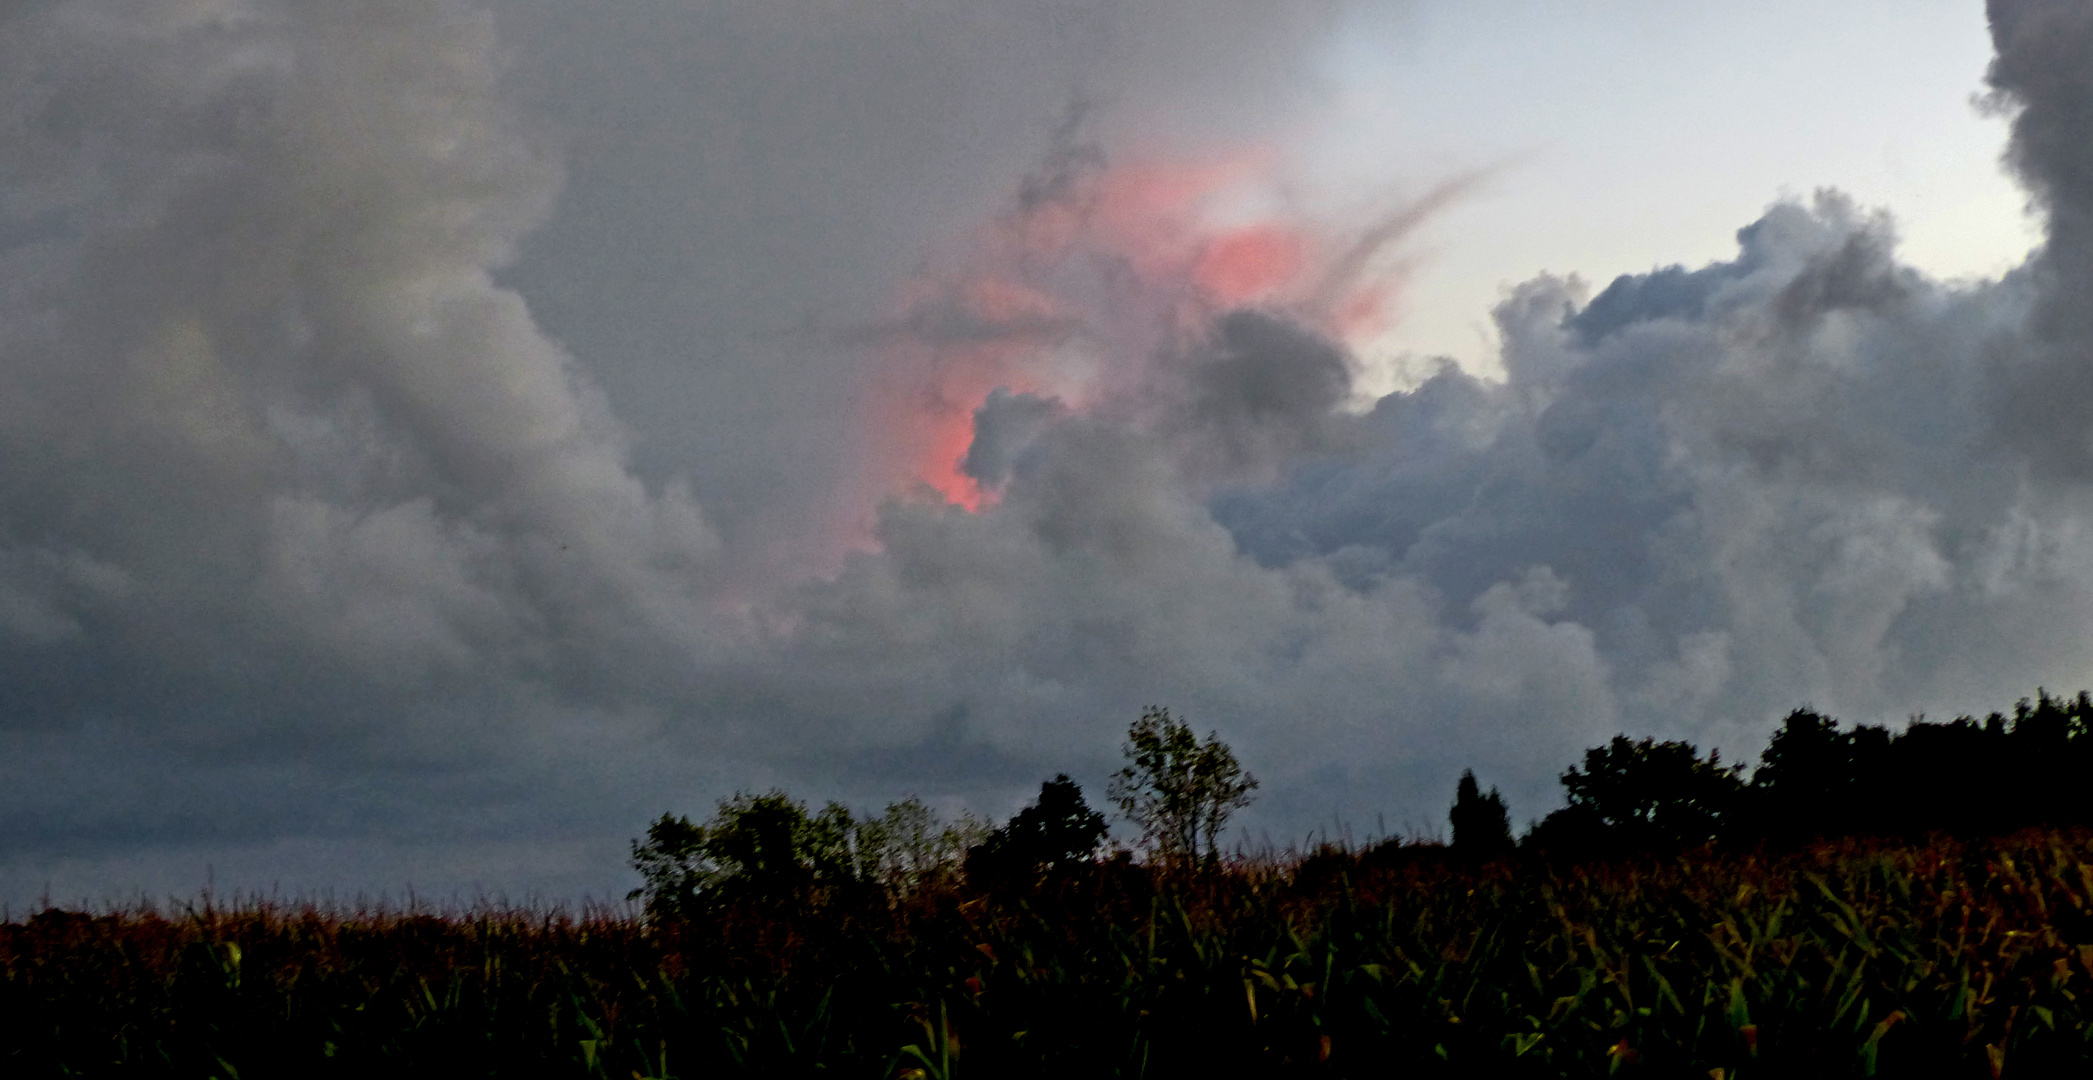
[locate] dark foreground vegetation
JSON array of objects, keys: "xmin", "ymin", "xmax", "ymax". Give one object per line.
[
  {"xmin": 16, "ymin": 693, "xmax": 2093, "ymax": 1077},
  {"xmin": 13, "ymin": 831, "xmax": 2093, "ymax": 1077}
]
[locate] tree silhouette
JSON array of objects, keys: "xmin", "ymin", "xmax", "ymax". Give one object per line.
[
  {"xmin": 966, "ymin": 774, "xmax": 1108, "ymax": 883},
  {"xmin": 1109, "ymin": 706, "xmax": 1258, "ymax": 865},
  {"xmin": 1525, "ymin": 689, "xmax": 2093, "ymax": 857},
  {"xmin": 1750, "ymin": 708, "xmax": 1852, "ymax": 841},
  {"xmin": 1528, "ymin": 736, "xmax": 1744, "ymax": 855},
  {"xmin": 1448, "ymin": 770, "xmax": 1513, "ymax": 860},
  {"xmin": 1744, "ymin": 690, "xmax": 2093, "ymax": 842},
  {"xmin": 628, "ymin": 790, "xmax": 857, "ymax": 917}
]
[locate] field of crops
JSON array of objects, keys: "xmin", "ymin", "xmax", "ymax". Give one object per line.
[{"xmin": 10, "ymin": 831, "xmax": 2093, "ymax": 1077}]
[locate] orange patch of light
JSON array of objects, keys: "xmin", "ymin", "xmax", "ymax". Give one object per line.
[
  {"xmin": 1091, "ymin": 153, "xmax": 1272, "ymax": 279},
  {"xmin": 1195, "ymin": 225, "xmax": 1308, "ymax": 305},
  {"xmin": 873, "ymin": 146, "xmax": 1339, "ymax": 516},
  {"xmin": 918, "ymin": 406, "xmax": 986, "ymax": 510},
  {"xmin": 906, "ymin": 352, "xmax": 1049, "ymax": 511}
]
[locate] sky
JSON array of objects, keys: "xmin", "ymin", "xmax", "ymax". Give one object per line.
[{"xmin": 1, "ymin": 0, "xmax": 2086, "ymax": 906}]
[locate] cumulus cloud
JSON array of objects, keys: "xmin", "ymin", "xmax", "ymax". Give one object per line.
[
  {"xmin": 0, "ymin": 0, "xmax": 723, "ymax": 896},
  {"xmin": 1986, "ymin": 0, "xmax": 2093, "ymax": 479},
  {"xmin": 746, "ymin": 0, "xmax": 2093, "ymax": 836},
  {"xmin": 9, "ymin": 0, "xmax": 2093, "ymax": 902}
]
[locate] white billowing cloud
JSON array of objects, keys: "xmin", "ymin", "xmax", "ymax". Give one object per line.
[{"xmin": 10, "ymin": 0, "xmax": 2093, "ymax": 902}]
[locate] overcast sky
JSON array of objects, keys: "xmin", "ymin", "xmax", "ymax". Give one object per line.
[{"xmin": 2, "ymin": 0, "xmax": 2086, "ymax": 906}]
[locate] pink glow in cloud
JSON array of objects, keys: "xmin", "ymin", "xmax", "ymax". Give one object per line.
[{"xmin": 856, "ymin": 145, "xmax": 1448, "ymax": 516}]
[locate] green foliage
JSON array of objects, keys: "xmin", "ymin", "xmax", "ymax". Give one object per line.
[
  {"xmin": 632, "ymin": 791, "xmax": 995, "ymax": 918},
  {"xmin": 629, "ymin": 811, "xmax": 713, "ymax": 915},
  {"xmin": 705, "ymin": 790, "xmax": 857, "ymax": 893},
  {"xmin": 53, "ymin": 688, "xmax": 2093, "ymax": 1074},
  {"xmin": 1108, "ymin": 706, "xmax": 1259, "ymax": 865},
  {"xmin": 854, "ymin": 795, "xmax": 987, "ymax": 894},
  {"xmin": 629, "ymin": 790, "xmax": 862, "ymax": 916}
]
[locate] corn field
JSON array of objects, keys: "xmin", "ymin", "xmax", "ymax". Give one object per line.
[{"xmin": 10, "ymin": 831, "xmax": 2093, "ymax": 1077}]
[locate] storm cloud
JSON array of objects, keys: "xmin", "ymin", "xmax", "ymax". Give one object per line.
[{"xmin": 3, "ymin": 0, "xmax": 2091, "ymax": 902}]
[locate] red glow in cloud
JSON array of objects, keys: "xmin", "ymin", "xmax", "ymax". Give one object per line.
[
  {"xmin": 864, "ymin": 273, "xmax": 1064, "ymax": 513},
  {"xmin": 911, "ymin": 285, "xmax": 1061, "ymax": 507},
  {"xmin": 854, "ymin": 146, "xmax": 1435, "ymax": 522},
  {"xmin": 905, "ymin": 357, "xmax": 1037, "ymax": 513},
  {"xmin": 1091, "ymin": 155, "xmax": 1265, "ymax": 264},
  {"xmin": 1086, "ymin": 151, "xmax": 1318, "ymax": 306},
  {"xmin": 915, "ymin": 401, "xmax": 988, "ymax": 511},
  {"xmin": 1195, "ymin": 224, "xmax": 1308, "ymax": 305}
]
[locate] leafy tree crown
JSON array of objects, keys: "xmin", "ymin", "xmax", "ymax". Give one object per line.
[
  {"xmin": 1559, "ymin": 735, "xmax": 1744, "ymax": 846},
  {"xmin": 967, "ymin": 774, "xmax": 1109, "ymax": 881},
  {"xmin": 1107, "ymin": 706, "xmax": 1258, "ymax": 865}
]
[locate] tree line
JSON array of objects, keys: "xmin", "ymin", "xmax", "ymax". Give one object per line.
[
  {"xmin": 634, "ymin": 690, "xmax": 2093, "ymax": 914},
  {"xmin": 631, "ymin": 706, "xmax": 1254, "ymax": 917},
  {"xmin": 1455, "ymin": 689, "xmax": 2093, "ymax": 861}
]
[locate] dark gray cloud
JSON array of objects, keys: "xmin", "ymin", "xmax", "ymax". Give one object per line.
[
  {"xmin": 962, "ymin": 390, "xmax": 1064, "ymax": 490},
  {"xmin": 6, "ymin": 0, "xmax": 2093, "ymax": 905},
  {"xmin": 1175, "ymin": 310, "xmax": 1355, "ymax": 479},
  {"xmin": 1986, "ymin": 0, "xmax": 2093, "ymax": 479}
]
